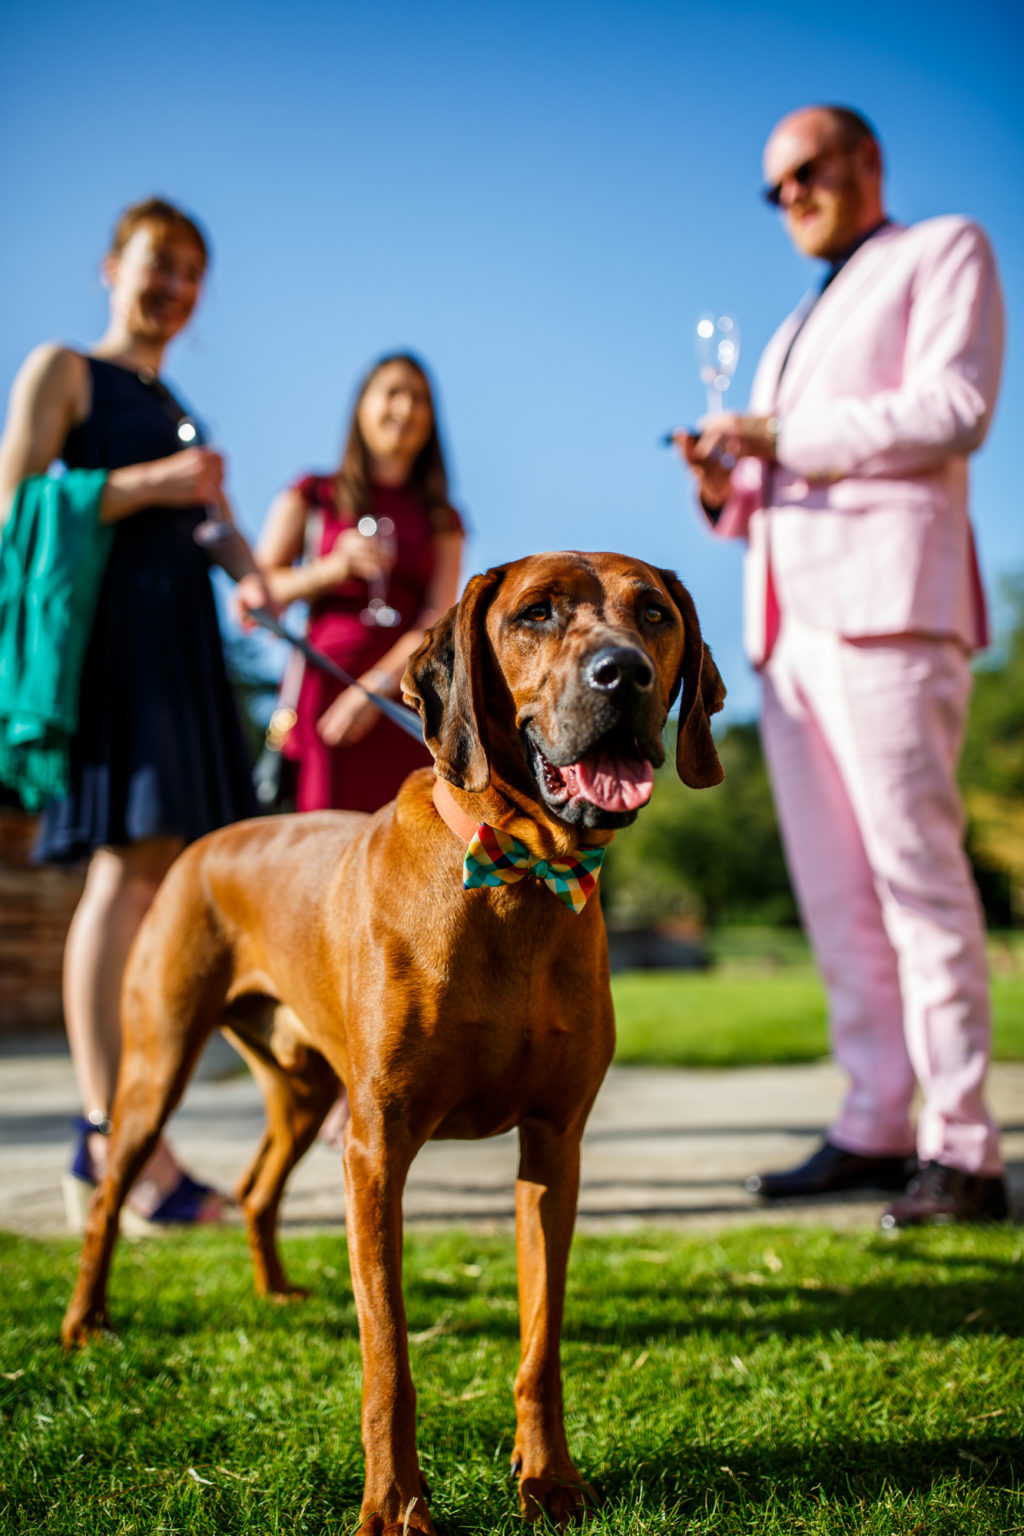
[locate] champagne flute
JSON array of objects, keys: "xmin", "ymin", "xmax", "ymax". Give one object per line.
[
  {"xmin": 177, "ymin": 416, "xmax": 266, "ymax": 587},
  {"xmin": 658, "ymin": 311, "xmax": 741, "ymax": 449},
  {"xmin": 686, "ymin": 312, "xmax": 741, "ymax": 468},
  {"xmin": 695, "ymin": 312, "xmax": 741, "ymax": 415},
  {"xmin": 179, "ymin": 415, "xmax": 227, "ymax": 547},
  {"xmin": 357, "ymin": 514, "xmax": 400, "ymax": 628},
  {"xmin": 176, "ymin": 414, "xmax": 246, "ymax": 565}
]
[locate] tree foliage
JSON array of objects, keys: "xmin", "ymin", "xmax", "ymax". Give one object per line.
[
  {"xmin": 960, "ymin": 572, "xmax": 1024, "ymax": 923},
  {"xmin": 603, "ymin": 720, "xmax": 798, "ymax": 927}
]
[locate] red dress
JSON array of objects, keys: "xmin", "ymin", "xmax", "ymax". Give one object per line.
[{"xmin": 283, "ymin": 474, "xmax": 461, "ymax": 813}]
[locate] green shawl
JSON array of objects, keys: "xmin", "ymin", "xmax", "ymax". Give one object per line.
[{"xmin": 0, "ymin": 469, "xmax": 110, "ymax": 810}]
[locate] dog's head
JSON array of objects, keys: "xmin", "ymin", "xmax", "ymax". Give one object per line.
[{"xmin": 404, "ymin": 551, "xmax": 725, "ymax": 831}]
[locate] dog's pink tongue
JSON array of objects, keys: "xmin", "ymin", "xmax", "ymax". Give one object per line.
[{"xmin": 568, "ymin": 751, "xmax": 654, "ymax": 812}]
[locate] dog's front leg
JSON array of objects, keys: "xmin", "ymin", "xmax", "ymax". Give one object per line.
[
  {"xmin": 344, "ymin": 1126, "xmax": 434, "ymax": 1536},
  {"xmin": 512, "ymin": 1119, "xmax": 598, "ymax": 1526}
]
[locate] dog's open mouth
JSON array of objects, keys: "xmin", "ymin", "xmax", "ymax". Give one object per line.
[{"xmin": 533, "ymin": 738, "xmax": 655, "ymax": 814}]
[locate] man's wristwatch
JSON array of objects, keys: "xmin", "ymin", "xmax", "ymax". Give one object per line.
[{"xmin": 766, "ymin": 415, "xmax": 782, "ymax": 462}]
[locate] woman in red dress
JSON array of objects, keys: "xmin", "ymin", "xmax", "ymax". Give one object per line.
[{"xmin": 257, "ymin": 354, "xmax": 463, "ymax": 812}]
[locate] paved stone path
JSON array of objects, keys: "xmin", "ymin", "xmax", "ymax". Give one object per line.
[{"xmin": 1, "ymin": 1034, "xmax": 1021, "ymax": 1237}]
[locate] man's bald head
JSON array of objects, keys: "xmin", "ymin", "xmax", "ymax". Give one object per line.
[{"xmin": 763, "ymin": 105, "xmax": 885, "ymax": 261}]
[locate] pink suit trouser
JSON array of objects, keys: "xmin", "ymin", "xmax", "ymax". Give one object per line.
[{"xmin": 760, "ymin": 611, "xmax": 1002, "ymax": 1175}]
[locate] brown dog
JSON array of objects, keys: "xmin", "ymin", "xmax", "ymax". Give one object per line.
[{"xmin": 62, "ymin": 550, "xmax": 725, "ymax": 1534}]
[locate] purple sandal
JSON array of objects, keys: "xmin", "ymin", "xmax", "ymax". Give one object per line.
[
  {"xmin": 145, "ymin": 1170, "xmax": 223, "ymax": 1224},
  {"xmin": 63, "ymin": 1117, "xmax": 224, "ymax": 1232}
]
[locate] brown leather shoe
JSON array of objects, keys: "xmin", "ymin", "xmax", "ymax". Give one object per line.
[
  {"xmin": 880, "ymin": 1162, "xmax": 1009, "ymax": 1229},
  {"xmin": 746, "ymin": 1140, "xmax": 915, "ymax": 1199}
]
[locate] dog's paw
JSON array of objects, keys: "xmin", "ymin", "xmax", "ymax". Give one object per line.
[
  {"xmin": 356, "ymin": 1480, "xmax": 435, "ymax": 1536},
  {"xmin": 356, "ymin": 1524, "xmax": 435, "ymax": 1536},
  {"xmin": 355, "ymin": 1500, "xmax": 436, "ymax": 1536},
  {"xmin": 60, "ymin": 1307, "xmax": 114, "ymax": 1351},
  {"xmin": 515, "ymin": 1465, "xmax": 600, "ymax": 1526},
  {"xmin": 267, "ymin": 1284, "xmax": 311, "ymax": 1304}
]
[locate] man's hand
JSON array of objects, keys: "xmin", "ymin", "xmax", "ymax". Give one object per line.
[
  {"xmin": 675, "ymin": 431, "xmax": 735, "ymax": 510},
  {"xmin": 691, "ymin": 412, "xmax": 777, "ymax": 464},
  {"xmin": 675, "ymin": 414, "xmax": 778, "ymax": 511}
]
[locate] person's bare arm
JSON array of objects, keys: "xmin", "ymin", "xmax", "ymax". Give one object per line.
[
  {"xmin": 0, "ymin": 345, "xmax": 88, "ymax": 525},
  {"xmin": 317, "ymin": 530, "xmax": 464, "ymax": 746},
  {"xmin": 255, "ymin": 486, "xmax": 390, "ymax": 606},
  {"xmin": 0, "ymin": 343, "xmax": 227, "ymax": 529},
  {"xmin": 363, "ymin": 529, "xmax": 463, "ymax": 693},
  {"xmin": 100, "ymin": 447, "xmax": 226, "ymax": 522},
  {"xmin": 416, "ymin": 529, "xmax": 463, "ymax": 628}
]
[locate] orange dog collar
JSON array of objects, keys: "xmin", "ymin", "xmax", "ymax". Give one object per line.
[{"xmin": 432, "ymin": 777, "xmax": 604, "ymax": 915}]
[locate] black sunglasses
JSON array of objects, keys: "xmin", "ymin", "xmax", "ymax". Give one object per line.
[{"xmin": 762, "ymin": 144, "xmax": 848, "ymax": 208}]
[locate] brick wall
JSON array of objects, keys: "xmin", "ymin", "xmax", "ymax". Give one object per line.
[{"xmin": 0, "ymin": 811, "xmax": 84, "ymax": 1034}]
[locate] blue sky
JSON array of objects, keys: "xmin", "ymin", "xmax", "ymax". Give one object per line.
[{"xmin": 2, "ymin": 0, "xmax": 1021, "ymax": 720}]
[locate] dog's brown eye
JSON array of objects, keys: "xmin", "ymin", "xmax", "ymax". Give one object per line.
[
  {"xmin": 643, "ymin": 604, "xmax": 666, "ymax": 625},
  {"xmin": 521, "ymin": 602, "xmax": 551, "ymax": 623}
]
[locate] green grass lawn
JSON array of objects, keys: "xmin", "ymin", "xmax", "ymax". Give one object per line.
[
  {"xmin": 2, "ymin": 1226, "xmax": 1021, "ymax": 1534},
  {"xmin": 611, "ymin": 931, "xmax": 1024, "ymax": 1067}
]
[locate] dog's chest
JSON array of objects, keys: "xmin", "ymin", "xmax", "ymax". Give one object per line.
[{"xmin": 422, "ymin": 971, "xmax": 616, "ymax": 1141}]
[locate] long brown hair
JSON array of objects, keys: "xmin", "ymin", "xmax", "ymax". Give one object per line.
[{"xmin": 336, "ymin": 353, "xmax": 459, "ymax": 534}]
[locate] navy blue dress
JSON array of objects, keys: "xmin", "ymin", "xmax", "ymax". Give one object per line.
[{"xmin": 36, "ymin": 357, "xmax": 258, "ymax": 861}]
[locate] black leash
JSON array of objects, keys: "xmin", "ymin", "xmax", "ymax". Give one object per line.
[
  {"xmin": 193, "ymin": 518, "xmax": 424, "ymax": 742},
  {"xmin": 248, "ymin": 605, "xmax": 424, "ymax": 742}
]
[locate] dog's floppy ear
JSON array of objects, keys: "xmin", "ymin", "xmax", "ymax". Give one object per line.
[
  {"xmin": 402, "ymin": 567, "xmax": 506, "ymax": 792},
  {"xmin": 658, "ymin": 569, "xmax": 727, "ymax": 789}
]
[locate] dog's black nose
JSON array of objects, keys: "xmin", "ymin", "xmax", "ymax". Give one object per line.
[{"xmin": 584, "ymin": 646, "xmax": 655, "ymax": 695}]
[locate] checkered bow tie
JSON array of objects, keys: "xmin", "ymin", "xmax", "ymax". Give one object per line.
[{"xmin": 463, "ymin": 823, "xmax": 605, "ymax": 914}]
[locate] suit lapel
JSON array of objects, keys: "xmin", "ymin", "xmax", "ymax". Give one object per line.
[
  {"xmin": 750, "ymin": 307, "xmax": 809, "ymax": 412},
  {"xmin": 773, "ymin": 224, "xmax": 904, "ymax": 408}
]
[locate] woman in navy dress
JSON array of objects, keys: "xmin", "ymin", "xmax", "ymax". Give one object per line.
[{"xmin": 0, "ymin": 198, "xmax": 271, "ymax": 1224}]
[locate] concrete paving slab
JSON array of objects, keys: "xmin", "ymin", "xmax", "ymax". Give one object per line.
[{"xmin": 1, "ymin": 1035, "xmax": 1021, "ymax": 1238}]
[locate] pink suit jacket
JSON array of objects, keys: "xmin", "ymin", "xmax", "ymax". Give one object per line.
[{"xmin": 712, "ymin": 217, "xmax": 1004, "ymax": 666}]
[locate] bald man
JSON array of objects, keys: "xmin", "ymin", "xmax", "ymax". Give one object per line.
[{"xmin": 679, "ymin": 106, "xmax": 1007, "ymax": 1227}]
